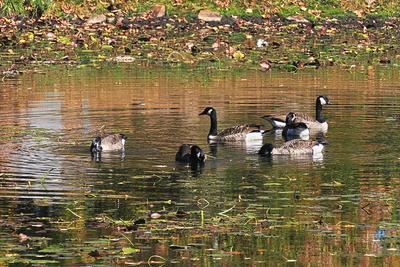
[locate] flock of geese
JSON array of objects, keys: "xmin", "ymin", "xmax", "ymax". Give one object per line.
[{"xmin": 90, "ymin": 95, "xmax": 331, "ymax": 164}]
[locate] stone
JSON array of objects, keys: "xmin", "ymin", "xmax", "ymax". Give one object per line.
[
  {"xmin": 260, "ymin": 61, "xmax": 272, "ymax": 72},
  {"xmin": 149, "ymin": 4, "xmax": 166, "ymax": 18},
  {"xmin": 287, "ymin": 15, "xmax": 309, "ymax": 23},
  {"xmin": 198, "ymin": 10, "xmax": 222, "ymax": 22},
  {"xmin": 106, "ymin": 17, "xmax": 115, "ymax": 24},
  {"xmin": 46, "ymin": 32, "xmax": 56, "ymax": 41},
  {"xmin": 86, "ymin": 14, "xmax": 107, "ymax": 24}
]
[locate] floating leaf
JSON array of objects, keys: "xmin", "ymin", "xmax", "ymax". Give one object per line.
[
  {"xmin": 39, "ymin": 245, "xmax": 64, "ymax": 253},
  {"xmin": 122, "ymin": 247, "xmax": 140, "ymax": 254},
  {"xmin": 101, "ymin": 45, "xmax": 113, "ymax": 51}
]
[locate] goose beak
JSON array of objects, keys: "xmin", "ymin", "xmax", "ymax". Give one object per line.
[{"xmin": 199, "ymin": 110, "xmax": 207, "ymax": 116}]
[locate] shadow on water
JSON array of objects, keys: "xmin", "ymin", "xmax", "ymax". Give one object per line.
[{"xmin": 0, "ymin": 66, "xmax": 400, "ymax": 265}]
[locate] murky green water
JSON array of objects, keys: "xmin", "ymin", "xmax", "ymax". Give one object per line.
[{"xmin": 1, "ymin": 65, "xmax": 400, "ymax": 266}]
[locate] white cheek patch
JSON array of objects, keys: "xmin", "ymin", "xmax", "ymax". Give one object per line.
[
  {"xmin": 320, "ymin": 97, "xmax": 327, "ymax": 105},
  {"xmin": 208, "ymin": 109, "xmax": 213, "ymax": 115},
  {"xmin": 197, "ymin": 152, "xmax": 201, "ymax": 158}
]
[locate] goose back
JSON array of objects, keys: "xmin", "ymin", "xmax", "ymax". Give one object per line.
[
  {"xmin": 262, "ymin": 95, "xmax": 331, "ymax": 130},
  {"xmin": 259, "ymin": 139, "xmax": 324, "ymax": 156},
  {"xmin": 175, "ymin": 144, "xmax": 205, "ymax": 163},
  {"xmin": 200, "ymin": 107, "xmax": 264, "ymax": 142},
  {"xmin": 99, "ymin": 134, "xmax": 126, "ymax": 151},
  {"xmin": 216, "ymin": 124, "xmax": 264, "ymax": 142},
  {"xmin": 261, "ymin": 115, "xmax": 286, "ymax": 128},
  {"xmin": 273, "ymin": 139, "xmax": 322, "ymax": 155}
]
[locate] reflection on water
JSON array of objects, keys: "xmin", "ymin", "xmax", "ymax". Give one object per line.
[{"xmin": 1, "ymin": 66, "xmax": 400, "ymax": 265}]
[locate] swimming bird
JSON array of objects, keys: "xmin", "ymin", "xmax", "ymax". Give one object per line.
[
  {"xmin": 282, "ymin": 112, "xmax": 310, "ymax": 140},
  {"xmin": 90, "ymin": 134, "xmax": 127, "ymax": 153},
  {"xmin": 258, "ymin": 139, "xmax": 324, "ymax": 156},
  {"xmin": 199, "ymin": 107, "xmax": 264, "ymax": 142},
  {"xmin": 262, "ymin": 95, "xmax": 331, "ymax": 131},
  {"xmin": 175, "ymin": 144, "xmax": 205, "ymax": 164}
]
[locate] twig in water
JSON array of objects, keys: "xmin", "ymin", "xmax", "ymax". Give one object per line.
[
  {"xmin": 39, "ymin": 168, "xmax": 54, "ymax": 191},
  {"xmin": 121, "ymin": 232, "xmax": 135, "ymax": 247},
  {"xmin": 66, "ymin": 208, "xmax": 82, "ymax": 219},
  {"xmin": 204, "ymin": 153, "xmax": 216, "ymax": 159},
  {"xmin": 361, "ymin": 202, "xmax": 372, "ymax": 215},
  {"xmin": 166, "ymin": 51, "xmax": 185, "ymax": 62},
  {"xmin": 148, "ymin": 255, "xmax": 166, "ymax": 266},
  {"xmin": 219, "ymin": 205, "xmax": 236, "ymax": 215},
  {"xmin": 152, "ymin": 174, "xmax": 163, "ymax": 186},
  {"xmin": 197, "ymin": 198, "xmax": 209, "ymax": 209},
  {"xmin": 335, "ymin": 221, "xmax": 356, "ymax": 226},
  {"xmin": 197, "ymin": 198, "xmax": 209, "ymax": 227},
  {"xmin": 218, "ymin": 205, "xmax": 236, "ymax": 218}
]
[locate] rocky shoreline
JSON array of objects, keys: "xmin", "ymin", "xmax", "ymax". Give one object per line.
[{"xmin": 1, "ymin": 7, "xmax": 400, "ymax": 78}]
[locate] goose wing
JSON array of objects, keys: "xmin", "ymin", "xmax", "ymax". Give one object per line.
[
  {"xmin": 102, "ymin": 134, "xmax": 125, "ymax": 144},
  {"xmin": 294, "ymin": 112, "xmax": 314, "ymax": 123},
  {"xmin": 100, "ymin": 133, "xmax": 126, "ymax": 151},
  {"xmin": 276, "ymin": 139, "xmax": 319, "ymax": 154},
  {"xmin": 175, "ymin": 144, "xmax": 192, "ymax": 162},
  {"xmin": 262, "ymin": 114, "xmax": 287, "ymax": 128},
  {"xmin": 218, "ymin": 124, "xmax": 263, "ymax": 141},
  {"xmin": 262, "ymin": 114, "xmax": 286, "ymax": 122}
]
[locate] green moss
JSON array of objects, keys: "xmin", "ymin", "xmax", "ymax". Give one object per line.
[
  {"xmin": 278, "ymin": 5, "xmax": 301, "ymax": 18},
  {"xmin": 229, "ymin": 32, "xmax": 247, "ymax": 44}
]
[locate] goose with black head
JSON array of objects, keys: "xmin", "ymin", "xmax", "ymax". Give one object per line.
[
  {"xmin": 199, "ymin": 107, "xmax": 264, "ymax": 142},
  {"xmin": 262, "ymin": 95, "xmax": 331, "ymax": 132}
]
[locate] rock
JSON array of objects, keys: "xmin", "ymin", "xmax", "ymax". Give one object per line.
[
  {"xmin": 106, "ymin": 17, "xmax": 115, "ymax": 24},
  {"xmin": 18, "ymin": 233, "xmax": 29, "ymax": 242},
  {"xmin": 260, "ymin": 61, "xmax": 271, "ymax": 72},
  {"xmin": 86, "ymin": 14, "xmax": 107, "ymax": 24},
  {"xmin": 198, "ymin": 10, "xmax": 222, "ymax": 22},
  {"xmin": 150, "ymin": 212, "xmax": 161, "ymax": 219},
  {"xmin": 116, "ymin": 17, "xmax": 132, "ymax": 29},
  {"xmin": 108, "ymin": 55, "xmax": 135, "ymax": 63},
  {"xmin": 88, "ymin": 250, "xmax": 100, "ymax": 258},
  {"xmin": 379, "ymin": 57, "xmax": 391, "ymax": 64},
  {"xmin": 46, "ymin": 32, "xmax": 56, "ymax": 41},
  {"xmin": 256, "ymin": 39, "xmax": 268, "ymax": 48},
  {"xmin": 287, "ymin": 15, "xmax": 309, "ymax": 23},
  {"xmin": 149, "ymin": 4, "xmax": 166, "ymax": 18}
]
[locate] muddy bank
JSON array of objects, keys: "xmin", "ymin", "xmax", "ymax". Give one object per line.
[{"xmin": 1, "ymin": 13, "xmax": 400, "ymax": 77}]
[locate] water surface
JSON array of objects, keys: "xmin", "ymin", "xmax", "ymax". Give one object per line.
[{"xmin": 0, "ymin": 65, "xmax": 400, "ymax": 266}]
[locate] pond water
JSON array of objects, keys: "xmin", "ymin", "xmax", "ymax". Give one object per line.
[{"xmin": 0, "ymin": 65, "xmax": 400, "ymax": 266}]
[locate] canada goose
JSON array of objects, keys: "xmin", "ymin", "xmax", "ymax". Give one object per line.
[
  {"xmin": 258, "ymin": 139, "xmax": 324, "ymax": 156},
  {"xmin": 90, "ymin": 133, "xmax": 127, "ymax": 153},
  {"xmin": 282, "ymin": 112, "xmax": 310, "ymax": 140},
  {"xmin": 175, "ymin": 144, "xmax": 205, "ymax": 163},
  {"xmin": 262, "ymin": 95, "xmax": 331, "ymax": 131},
  {"xmin": 199, "ymin": 107, "xmax": 264, "ymax": 142}
]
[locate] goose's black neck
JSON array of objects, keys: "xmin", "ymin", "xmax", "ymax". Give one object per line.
[
  {"xmin": 316, "ymin": 99, "xmax": 325, "ymax": 123},
  {"xmin": 208, "ymin": 111, "xmax": 218, "ymax": 137}
]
